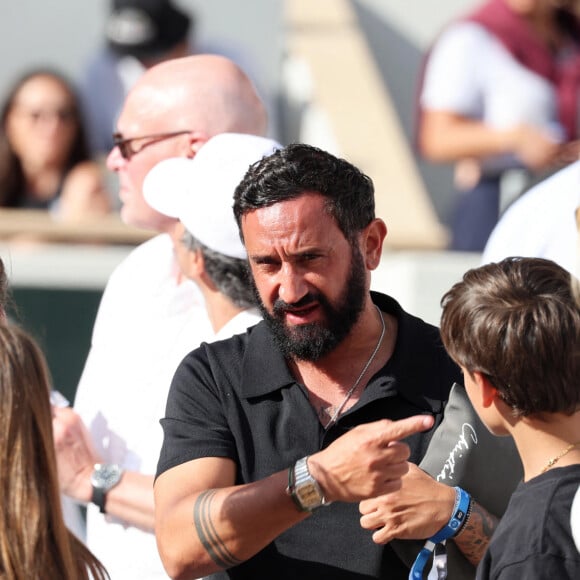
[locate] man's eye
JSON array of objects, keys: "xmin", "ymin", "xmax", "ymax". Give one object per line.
[{"xmin": 253, "ymin": 258, "xmax": 280, "ymax": 270}]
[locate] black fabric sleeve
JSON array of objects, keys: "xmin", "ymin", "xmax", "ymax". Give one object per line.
[{"xmin": 156, "ymin": 343, "xmax": 236, "ymax": 478}]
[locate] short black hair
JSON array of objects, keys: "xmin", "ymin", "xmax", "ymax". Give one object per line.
[{"xmin": 233, "ymin": 143, "xmax": 375, "ymax": 243}]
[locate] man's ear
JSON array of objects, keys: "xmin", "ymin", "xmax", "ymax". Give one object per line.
[
  {"xmin": 183, "ymin": 131, "xmax": 209, "ymax": 158},
  {"xmin": 189, "ymin": 248, "xmax": 205, "ymax": 277},
  {"xmin": 473, "ymin": 371, "xmax": 500, "ymax": 408},
  {"xmin": 180, "ymin": 247, "xmax": 204, "ymax": 280},
  {"xmin": 361, "ymin": 218, "xmax": 387, "ymax": 270}
]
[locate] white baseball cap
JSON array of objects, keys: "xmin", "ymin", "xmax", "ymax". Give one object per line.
[{"xmin": 143, "ymin": 133, "xmax": 281, "ymax": 259}]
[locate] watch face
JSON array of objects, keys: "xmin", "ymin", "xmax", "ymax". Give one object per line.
[
  {"xmin": 91, "ymin": 464, "xmax": 122, "ymax": 490},
  {"xmin": 296, "ymin": 482, "xmax": 322, "ymax": 507}
]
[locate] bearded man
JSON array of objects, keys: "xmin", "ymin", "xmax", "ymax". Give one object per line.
[{"xmin": 154, "ymin": 144, "xmax": 493, "ymax": 579}]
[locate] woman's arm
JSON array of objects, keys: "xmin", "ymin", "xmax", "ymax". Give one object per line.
[{"xmin": 419, "ymin": 110, "xmax": 560, "ymax": 172}]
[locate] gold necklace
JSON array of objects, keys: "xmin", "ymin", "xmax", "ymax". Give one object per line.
[
  {"xmin": 323, "ymin": 305, "xmax": 386, "ymax": 430},
  {"xmin": 541, "ymin": 441, "xmax": 580, "ymax": 474}
]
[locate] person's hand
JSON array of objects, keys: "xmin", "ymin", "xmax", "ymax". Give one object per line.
[
  {"xmin": 359, "ymin": 462, "xmax": 456, "ymax": 543},
  {"xmin": 454, "ymin": 158, "xmax": 482, "ymax": 191},
  {"xmin": 510, "ymin": 124, "xmax": 561, "ymax": 172},
  {"xmin": 308, "ymin": 415, "xmax": 434, "ymax": 503},
  {"xmin": 52, "ymin": 406, "xmax": 100, "ymax": 503}
]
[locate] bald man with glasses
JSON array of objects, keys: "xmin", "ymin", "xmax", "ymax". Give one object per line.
[{"xmin": 53, "ymin": 54, "xmax": 267, "ymax": 580}]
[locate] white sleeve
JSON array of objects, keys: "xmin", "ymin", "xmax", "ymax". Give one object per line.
[
  {"xmin": 572, "ymin": 486, "xmax": 580, "ymax": 552},
  {"xmin": 421, "ymin": 22, "xmax": 489, "ymax": 117},
  {"xmin": 482, "ymin": 162, "xmax": 580, "ymax": 266},
  {"xmin": 481, "ymin": 195, "xmax": 538, "ymax": 264},
  {"xmin": 72, "ymin": 238, "xmax": 146, "ymax": 414},
  {"xmin": 73, "ymin": 259, "xmax": 126, "ymax": 414}
]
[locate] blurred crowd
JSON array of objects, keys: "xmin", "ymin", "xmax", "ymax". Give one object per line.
[
  {"xmin": 418, "ymin": 0, "xmax": 580, "ymax": 251},
  {"xmin": 0, "ymin": 0, "xmax": 263, "ymax": 225},
  {"xmin": 0, "ymin": 1, "xmax": 579, "ymax": 580}
]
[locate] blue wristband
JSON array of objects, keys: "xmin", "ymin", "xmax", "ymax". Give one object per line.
[
  {"xmin": 408, "ymin": 487, "xmax": 471, "ymax": 580},
  {"xmin": 431, "ymin": 486, "xmax": 471, "ymax": 543},
  {"xmin": 409, "ymin": 541, "xmax": 436, "ymax": 580}
]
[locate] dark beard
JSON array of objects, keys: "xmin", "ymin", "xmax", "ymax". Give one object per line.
[{"xmin": 254, "ymin": 245, "xmax": 367, "ymax": 361}]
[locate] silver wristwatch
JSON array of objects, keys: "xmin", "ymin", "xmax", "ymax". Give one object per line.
[
  {"xmin": 90, "ymin": 463, "xmax": 124, "ymax": 514},
  {"xmin": 287, "ymin": 456, "xmax": 331, "ymax": 512}
]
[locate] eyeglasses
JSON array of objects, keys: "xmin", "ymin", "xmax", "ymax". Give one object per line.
[{"xmin": 112, "ymin": 130, "xmax": 191, "ymax": 160}]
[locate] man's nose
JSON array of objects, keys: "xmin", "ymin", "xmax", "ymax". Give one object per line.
[
  {"xmin": 106, "ymin": 145, "xmax": 124, "ymax": 171},
  {"xmin": 278, "ymin": 263, "xmax": 308, "ymax": 305}
]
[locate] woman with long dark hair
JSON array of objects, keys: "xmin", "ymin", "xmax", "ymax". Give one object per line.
[{"xmin": 0, "ymin": 69, "xmax": 111, "ymax": 219}]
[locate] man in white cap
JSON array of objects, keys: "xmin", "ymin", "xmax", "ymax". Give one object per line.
[
  {"xmin": 53, "ymin": 54, "xmax": 268, "ymax": 579},
  {"xmin": 142, "ymin": 133, "xmax": 281, "ymax": 337}
]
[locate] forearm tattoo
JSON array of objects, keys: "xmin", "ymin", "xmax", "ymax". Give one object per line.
[
  {"xmin": 193, "ymin": 490, "xmax": 242, "ymax": 569},
  {"xmin": 453, "ymin": 500, "xmax": 497, "ymax": 566}
]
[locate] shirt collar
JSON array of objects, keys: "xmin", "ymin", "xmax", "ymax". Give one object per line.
[
  {"xmin": 374, "ymin": 291, "xmax": 451, "ymax": 413},
  {"xmin": 239, "ymin": 321, "xmax": 295, "ymax": 398},
  {"xmin": 239, "ymin": 291, "xmax": 453, "ymax": 413}
]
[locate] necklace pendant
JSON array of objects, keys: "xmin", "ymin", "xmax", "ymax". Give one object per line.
[
  {"xmin": 322, "ymin": 304, "xmax": 387, "ymax": 431},
  {"xmin": 541, "ymin": 441, "xmax": 580, "ymax": 474},
  {"xmin": 317, "ymin": 405, "xmax": 335, "ymax": 428}
]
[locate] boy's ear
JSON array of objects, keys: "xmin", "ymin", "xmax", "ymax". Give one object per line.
[{"xmin": 473, "ymin": 371, "xmax": 500, "ymax": 407}]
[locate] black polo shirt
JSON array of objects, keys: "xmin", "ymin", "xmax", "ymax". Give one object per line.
[{"xmin": 157, "ymin": 292, "xmax": 460, "ymax": 579}]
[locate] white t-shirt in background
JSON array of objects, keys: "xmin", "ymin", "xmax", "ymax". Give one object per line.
[
  {"xmin": 482, "ymin": 161, "xmax": 580, "ymax": 274},
  {"xmin": 421, "ymin": 22, "xmax": 563, "ymax": 174},
  {"xmin": 74, "ymin": 234, "xmax": 213, "ymax": 579}
]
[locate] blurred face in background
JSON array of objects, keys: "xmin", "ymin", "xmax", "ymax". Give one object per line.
[
  {"xmin": 106, "ymin": 86, "xmax": 192, "ymax": 232},
  {"xmin": 4, "ymin": 74, "xmax": 79, "ymax": 171}
]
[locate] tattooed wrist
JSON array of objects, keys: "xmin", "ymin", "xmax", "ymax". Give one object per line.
[{"xmin": 453, "ymin": 500, "xmax": 497, "ymax": 566}]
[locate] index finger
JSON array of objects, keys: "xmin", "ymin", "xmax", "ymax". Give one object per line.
[{"xmin": 378, "ymin": 415, "xmax": 434, "ymax": 445}]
